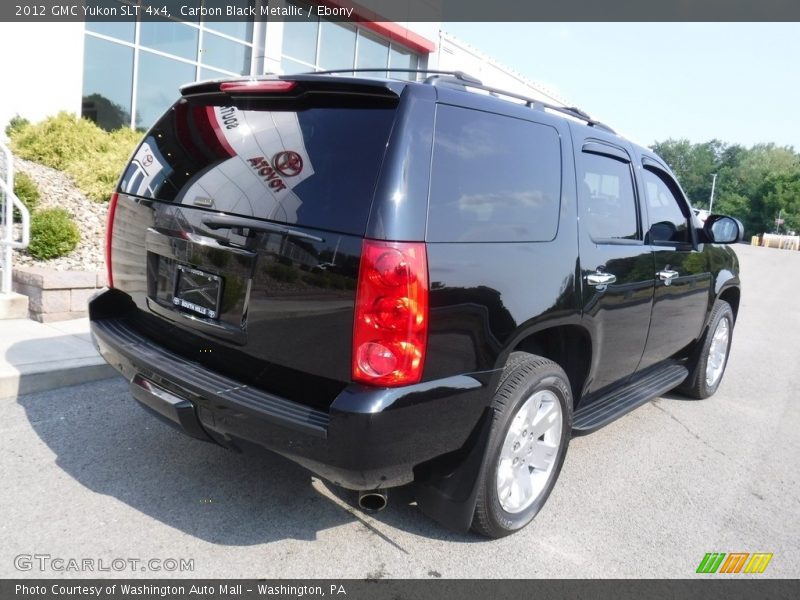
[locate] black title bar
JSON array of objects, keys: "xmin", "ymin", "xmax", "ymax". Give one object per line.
[
  {"xmin": 3, "ymin": 579, "xmax": 800, "ymax": 600},
  {"xmin": 2, "ymin": 0, "xmax": 800, "ymax": 22}
]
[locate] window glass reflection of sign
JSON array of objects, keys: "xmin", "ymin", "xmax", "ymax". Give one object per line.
[{"xmin": 177, "ymin": 107, "xmax": 315, "ymax": 224}]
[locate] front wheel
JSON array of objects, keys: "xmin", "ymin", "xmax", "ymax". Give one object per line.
[
  {"xmin": 677, "ymin": 300, "xmax": 735, "ymax": 399},
  {"xmin": 472, "ymin": 353, "xmax": 572, "ymax": 538}
]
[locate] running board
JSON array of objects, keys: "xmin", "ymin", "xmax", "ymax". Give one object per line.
[{"xmin": 572, "ymin": 363, "xmax": 689, "ymax": 435}]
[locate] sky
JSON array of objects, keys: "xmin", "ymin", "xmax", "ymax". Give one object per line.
[{"xmin": 442, "ymin": 23, "xmax": 799, "ymax": 149}]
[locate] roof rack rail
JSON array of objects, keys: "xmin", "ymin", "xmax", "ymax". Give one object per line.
[
  {"xmin": 428, "ymin": 76, "xmax": 616, "ymax": 134},
  {"xmin": 307, "ymin": 68, "xmax": 483, "ymax": 85},
  {"xmin": 298, "ymin": 67, "xmax": 615, "ymax": 134}
]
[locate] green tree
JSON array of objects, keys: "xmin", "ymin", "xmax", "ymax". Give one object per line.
[
  {"xmin": 651, "ymin": 138, "xmax": 723, "ymax": 207},
  {"xmin": 652, "ymin": 138, "xmax": 800, "ymax": 237}
]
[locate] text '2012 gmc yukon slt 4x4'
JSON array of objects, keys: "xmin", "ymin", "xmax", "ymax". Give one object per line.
[{"xmin": 90, "ymin": 71, "xmax": 743, "ymax": 538}]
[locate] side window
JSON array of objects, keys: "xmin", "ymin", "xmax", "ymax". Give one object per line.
[
  {"xmin": 642, "ymin": 168, "xmax": 691, "ymax": 245},
  {"xmin": 578, "ymin": 152, "xmax": 639, "ymax": 241},
  {"xmin": 427, "ymin": 105, "xmax": 562, "ymax": 243}
]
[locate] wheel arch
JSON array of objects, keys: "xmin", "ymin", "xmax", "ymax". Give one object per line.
[
  {"xmin": 506, "ymin": 324, "xmax": 592, "ymax": 406},
  {"xmin": 718, "ymin": 285, "xmax": 740, "ymax": 323}
]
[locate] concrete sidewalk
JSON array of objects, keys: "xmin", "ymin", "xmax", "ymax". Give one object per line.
[{"xmin": 0, "ymin": 317, "xmax": 114, "ymax": 399}]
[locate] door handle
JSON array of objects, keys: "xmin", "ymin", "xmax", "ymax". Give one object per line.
[
  {"xmin": 586, "ymin": 272, "xmax": 617, "ymax": 287},
  {"xmin": 657, "ymin": 269, "xmax": 679, "ymax": 285}
]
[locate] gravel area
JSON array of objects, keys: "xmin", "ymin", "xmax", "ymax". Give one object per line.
[{"xmin": 13, "ymin": 157, "xmax": 106, "ymax": 272}]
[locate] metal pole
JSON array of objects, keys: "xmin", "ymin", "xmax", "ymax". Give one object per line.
[
  {"xmin": 708, "ymin": 173, "xmax": 717, "ymax": 213},
  {"xmin": 1, "ymin": 149, "xmax": 13, "ymax": 295},
  {"xmin": 2, "ymin": 233, "xmax": 10, "ymax": 295}
]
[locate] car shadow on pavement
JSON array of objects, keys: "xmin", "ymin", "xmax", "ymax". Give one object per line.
[
  {"xmin": 659, "ymin": 391, "xmax": 698, "ymax": 402},
  {"xmin": 17, "ymin": 378, "xmax": 479, "ymax": 546}
]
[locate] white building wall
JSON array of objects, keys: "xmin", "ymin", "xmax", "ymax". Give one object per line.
[
  {"xmin": 0, "ymin": 22, "xmax": 84, "ymax": 136},
  {"xmin": 431, "ymin": 31, "xmax": 568, "ymax": 107},
  {"xmin": 0, "ymin": 23, "xmax": 575, "ymax": 135},
  {"xmin": 402, "ymin": 21, "xmax": 440, "ymax": 56}
]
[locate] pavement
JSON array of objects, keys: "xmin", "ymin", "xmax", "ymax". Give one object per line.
[
  {"xmin": 1, "ymin": 243, "xmax": 798, "ymax": 578},
  {"xmin": 0, "ymin": 317, "xmax": 113, "ymax": 399}
]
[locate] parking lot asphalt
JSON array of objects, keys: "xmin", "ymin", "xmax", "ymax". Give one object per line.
[{"xmin": 1, "ymin": 243, "xmax": 798, "ymax": 579}]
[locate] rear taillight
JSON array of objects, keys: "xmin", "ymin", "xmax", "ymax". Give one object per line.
[
  {"xmin": 105, "ymin": 191, "xmax": 119, "ymax": 288},
  {"xmin": 353, "ymin": 240, "xmax": 429, "ymax": 386}
]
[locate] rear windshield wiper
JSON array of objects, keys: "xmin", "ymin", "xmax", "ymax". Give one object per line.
[{"xmin": 202, "ymin": 215, "xmax": 324, "ymax": 243}]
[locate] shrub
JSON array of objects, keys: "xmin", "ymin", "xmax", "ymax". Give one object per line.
[
  {"xmin": 13, "ymin": 172, "xmax": 40, "ymax": 218},
  {"xmin": 8, "ymin": 112, "xmax": 140, "ymax": 202},
  {"xmin": 9, "ymin": 112, "xmax": 102, "ymax": 170},
  {"xmin": 265, "ymin": 262, "xmax": 299, "ymax": 283},
  {"xmin": 27, "ymin": 208, "xmax": 81, "ymax": 260},
  {"xmin": 4, "ymin": 114, "xmax": 30, "ymax": 138},
  {"xmin": 69, "ymin": 127, "xmax": 141, "ymax": 202}
]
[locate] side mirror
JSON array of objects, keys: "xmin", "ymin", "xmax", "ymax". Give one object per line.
[{"xmin": 703, "ymin": 214, "xmax": 744, "ymax": 244}]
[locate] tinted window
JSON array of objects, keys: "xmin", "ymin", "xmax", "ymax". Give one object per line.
[
  {"xmin": 318, "ymin": 21, "xmax": 356, "ymax": 70},
  {"xmin": 135, "ymin": 52, "xmax": 196, "ymax": 129},
  {"xmin": 204, "ymin": 20, "xmax": 254, "ymax": 41},
  {"xmin": 428, "ymin": 106, "xmax": 562, "ymax": 243},
  {"xmin": 85, "ymin": 1, "xmax": 133, "ymax": 41},
  {"xmin": 357, "ymin": 31, "xmax": 390, "ymax": 71},
  {"xmin": 82, "ymin": 36, "xmax": 133, "ymax": 130},
  {"xmin": 200, "ymin": 32, "xmax": 251, "ymax": 75},
  {"xmin": 86, "ymin": 22, "xmax": 134, "ymax": 44},
  {"xmin": 389, "ymin": 46, "xmax": 419, "ymax": 79},
  {"xmin": 578, "ymin": 152, "xmax": 638, "ymax": 241},
  {"xmin": 281, "ymin": 57, "xmax": 312, "ymax": 75},
  {"xmin": 643, "ymin": 168, "xmax": 691, "ymax": 244},
  {"xmin": 120, "ymin": 104, "xmax": 396, "ymax": 236},
  {"xmin": 282, "ymin": 12, "xmax": 318, "ymax": 65},
  {"xmin": 203, "ymin": 3, "xmax": 254, "ymax": 41},
  {"xmin": 139, "ymin": 22, "xmax": 199, "ymax": 61}
]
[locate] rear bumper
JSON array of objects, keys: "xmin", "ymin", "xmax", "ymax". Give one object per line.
[{"xmin": 89, "ymin": 290, "xmax": 493, "ymax": 490}]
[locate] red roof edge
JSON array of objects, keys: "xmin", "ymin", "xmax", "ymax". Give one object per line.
[{"xmin": 316, "ymin": 1, "xmax": 438, "ymax": 55}]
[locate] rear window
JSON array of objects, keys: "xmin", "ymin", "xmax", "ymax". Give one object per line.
[
  {"xmin": 427, "ymin": 105, "xmax": 562, "ymax": 243},
  {"xmin": 119, "ymin": 102, "xmax": 396, "ymax": 236}
]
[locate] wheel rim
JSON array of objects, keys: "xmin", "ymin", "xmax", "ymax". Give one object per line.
[
  {"xmin": 705, "ymin": 317, "xmax": 730, "ymax": 388},
  {"xmin": 496, "ymin": 389, "xmax": 563, "ymax": 514}
]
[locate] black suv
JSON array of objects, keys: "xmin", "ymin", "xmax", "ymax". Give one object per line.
[{"xmin": 90, "ymin": 72, "xmax": 743, "ymax": 538}]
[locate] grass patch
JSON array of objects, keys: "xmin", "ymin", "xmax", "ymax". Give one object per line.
[
  {"xmin": 27, "ymin": 208, "xmax": 81, "ymax": 260},
  {"xmin": 13, "ymin": 171, "xmax": 40, "ymax": 218},
  {"xmin": 8, "ymin": 112, "xmax": 140, "ymax": 202}
]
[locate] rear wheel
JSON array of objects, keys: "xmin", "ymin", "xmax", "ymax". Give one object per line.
[
  {"xmin": 472, "ymin": 353, "xmax": 572, "ymax": 538},
  {"xmin": 677, "ymin": 300, "xmax": 735, "ymax": 399}
]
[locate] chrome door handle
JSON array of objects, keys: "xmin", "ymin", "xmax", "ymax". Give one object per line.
[
  {"xmin": 657, "ymin": 269, "xmax": 679, "ymax": 285},
  {"xmin": 586, "ymin": 272, "xmax": 617, "ymax": 287}
]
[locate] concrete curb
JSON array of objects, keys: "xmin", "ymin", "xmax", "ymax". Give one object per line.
[
  {"xmin": 0, "ymin": 317, "xmax": 117, "ymax": 400},
  {"xmin": 0, "ymin": 360, "xmax": 116, "ymax": 400}
]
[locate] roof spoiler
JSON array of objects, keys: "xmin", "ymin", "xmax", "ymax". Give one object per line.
[{"xmin": 180, "ymin": 75, "xmax": 404, "ymax": 104}]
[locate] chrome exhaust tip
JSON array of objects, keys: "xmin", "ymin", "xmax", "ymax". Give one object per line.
[{"xmin": 358, "ymin": 489, "xmax": 388, "ymax": 512}]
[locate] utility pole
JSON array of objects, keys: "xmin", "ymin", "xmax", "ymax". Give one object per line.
[{"xmin": 709, "ymin": 173, "xmax": 717, "ymax": 213}]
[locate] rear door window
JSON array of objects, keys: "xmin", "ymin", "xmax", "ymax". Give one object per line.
[
  {"xmin": 577, "ymin": 151, "xmax": 639, "ymax": 242},
  {"xmin": 427, "ymin": 105, "xmax": 562, "ymax": 243},
  {"xmin": 120, "ymin": 102, "xmax": 397, "ymax": 236}
]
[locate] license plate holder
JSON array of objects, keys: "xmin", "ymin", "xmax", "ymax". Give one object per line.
[{"xmin": 173, "ymin": 265, "xmax": 223, "ymax": 320}]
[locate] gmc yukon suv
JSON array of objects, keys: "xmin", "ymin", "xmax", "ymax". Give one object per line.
[{"xmin": 90, "ymin": 71, "xmax": 743, "ymax": 538}]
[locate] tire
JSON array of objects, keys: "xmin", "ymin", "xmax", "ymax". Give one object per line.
[
  {"xmin": 676, "ymin": 300, "xmax": 735, "ymax": 399},
  {"xmin": 471, "ymin": 352, "xmax": 572, "ymax": 538}
]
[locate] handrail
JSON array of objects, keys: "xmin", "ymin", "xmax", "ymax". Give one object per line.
[
  {"xmin": 1, "ymin": 139, "xmax": 30, "ymax": 295},
  {"xmin": 0, "ymin": 179, "xmax": 30, "ymax": 248}
]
